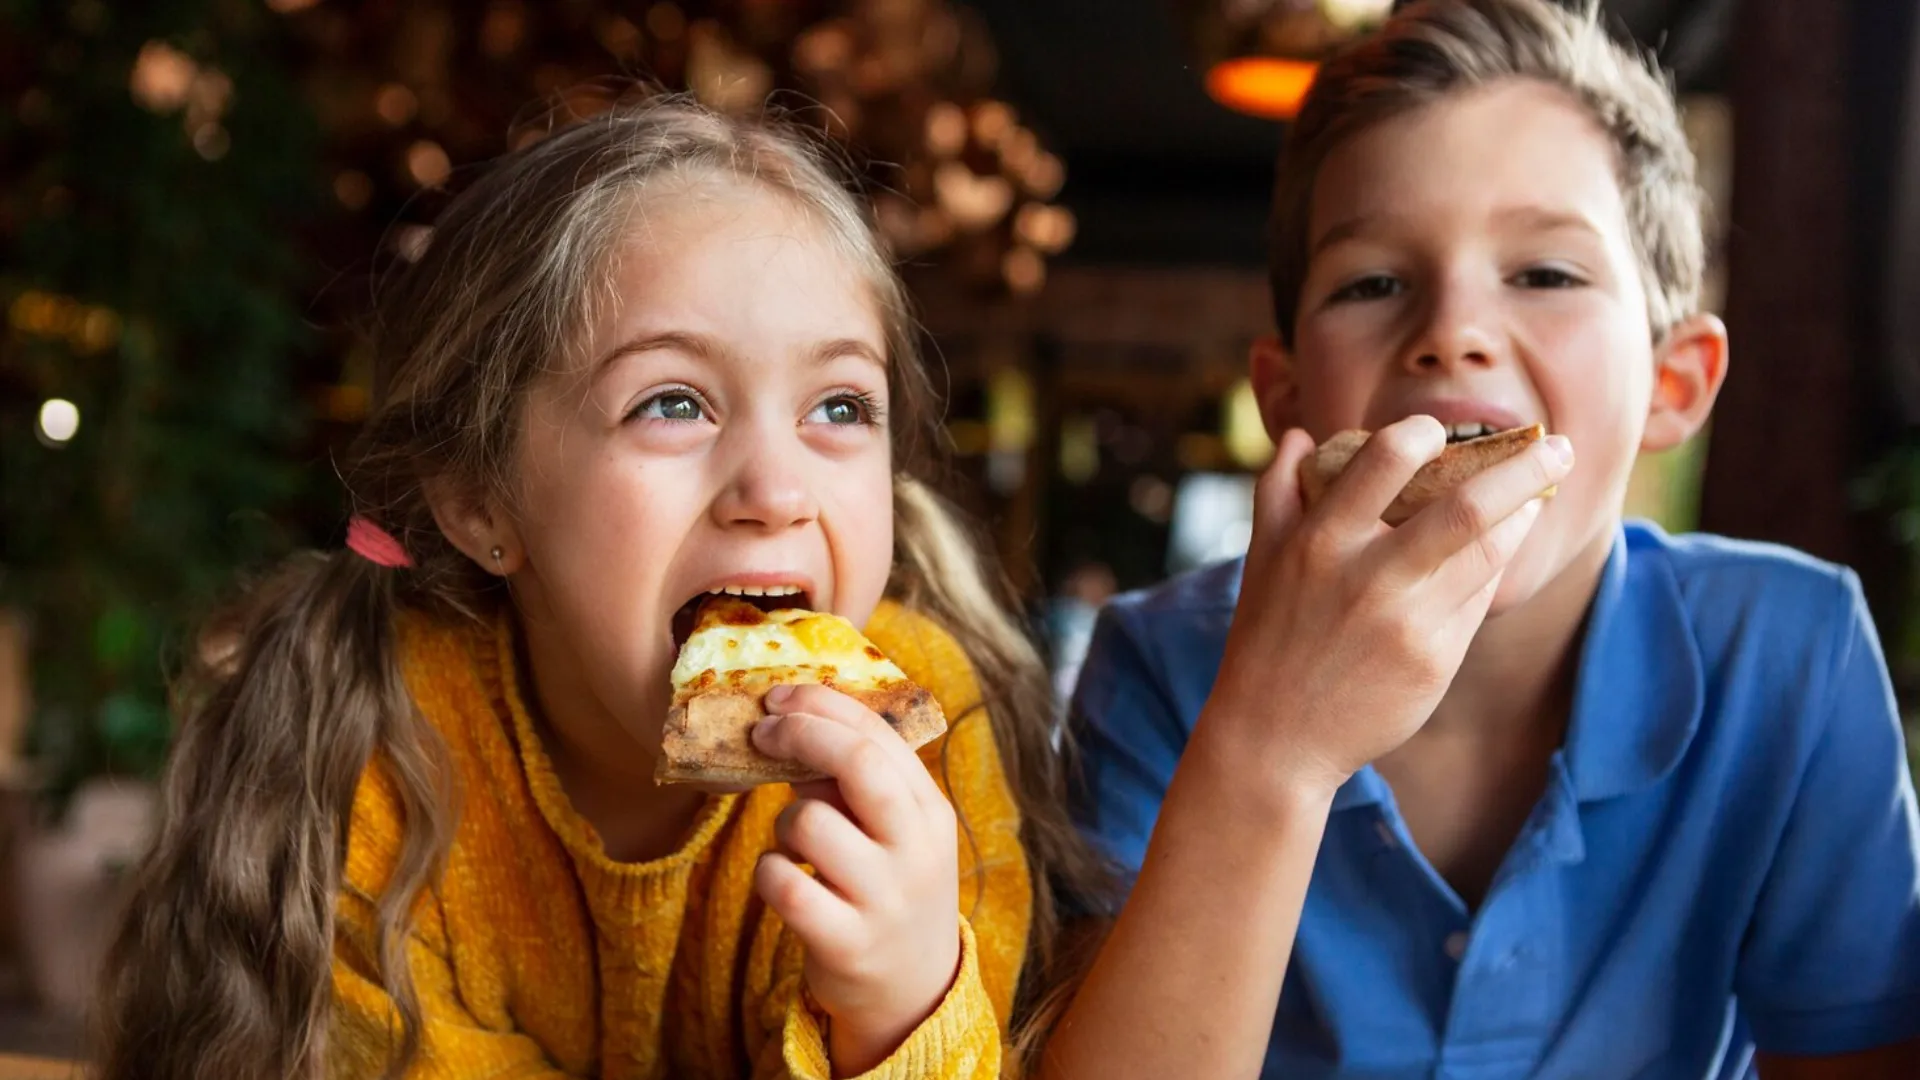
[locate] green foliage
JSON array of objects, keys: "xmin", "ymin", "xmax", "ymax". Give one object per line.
[{"xmin": 0, "ymin": 0, "xmax": 327, "ymax": 808}]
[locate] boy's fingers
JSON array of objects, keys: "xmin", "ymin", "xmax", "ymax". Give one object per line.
[
  {"xmin": 1251, "ymin": 427, "xmax": 1319, "ymax": 545},
  {"xmin": 1314, "ymin": 416, "xmax": 1449, "ymax": 529},
  {"xmin": 1384, "ymin": 436, "xmax": 1570, "ymax": 578},
  {"xmin": 1433, "ymin": 497, "xmax": 1544, "ymax": 607}
]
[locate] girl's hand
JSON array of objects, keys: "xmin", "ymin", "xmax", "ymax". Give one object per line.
[
  {"xmin": 751, "ymin": 683, "xmax": 961, "ymax": 1075},
  {"xmin": 1208, "ymin": 415, "xmax": 1573, "ymax": 796}
]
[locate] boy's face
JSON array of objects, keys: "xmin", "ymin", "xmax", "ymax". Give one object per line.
[{"xmin": 1265, "ymin": 79, "xmax": 1724, "ymax": 614}]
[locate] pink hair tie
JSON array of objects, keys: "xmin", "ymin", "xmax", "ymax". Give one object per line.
[{"xmin": 346, "ymin": 516, "xmax": 414, "ymax": 569}]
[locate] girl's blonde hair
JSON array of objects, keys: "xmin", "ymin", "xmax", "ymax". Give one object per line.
[
  {"xmin": 1268, "ymin": 0, "xmax": 1706, "ymax": 345},
  {"xmin": 94, "ymin": 94, "xmax": 1108, "ymax": 1080}
]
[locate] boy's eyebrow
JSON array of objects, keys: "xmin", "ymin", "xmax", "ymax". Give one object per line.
[
  {"xmin": 590, "ymin": 331, "xmax": 887, "ymax": 382},
  {"xmin": 1308, "ymin": 206, "xmax": 1606, "ymax": 257},
  {"xmin": 1309, "ymin": 214, "xmax": 1389, "ymax": 257},
  {"xmin": 1492, "ymin": 205, "xmax": 1605, "ymax": 237}
]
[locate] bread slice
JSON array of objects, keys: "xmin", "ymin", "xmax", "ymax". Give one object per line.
[
  {"xmin": 1299, "ymin": 423, "xmax": 1551, "ymax": 525},
  {"xmin": 656, "ymin": 597, "xmax": 947, "ymax": 785}
]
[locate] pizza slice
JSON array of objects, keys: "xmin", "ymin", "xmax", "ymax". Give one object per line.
[
  {"xmin": 657, "ymin": 595, "xmax": 948, "ymax": 786},
  {"xmin": 1299, "ymin": 422, "xmax": 1552, "ymax": 526}
]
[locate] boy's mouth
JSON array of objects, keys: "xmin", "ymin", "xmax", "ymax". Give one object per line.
[
  {"xmin": 670, "ymin": 584, "xmax": 814, "ymax": 650},
  {"xmin": 1443, "ymin": 421, "xmax": 1504, "ymax": 444},
  {"xmin": 1381, "ymin": 403, "xmax": 1535, "ymax": 444}
]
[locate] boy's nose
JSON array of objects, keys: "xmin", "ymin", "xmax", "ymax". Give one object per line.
[{"xmin": 1404, "ymin": 288, "xmax": 1500, "ymax": 373}]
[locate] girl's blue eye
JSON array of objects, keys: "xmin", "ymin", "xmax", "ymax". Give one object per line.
[
  {"xmin": 634, "ymin": 391, "xmax": 705, "ymax": 423},
  {"xmin": 807, "ymin": 393, "xmax": 881, "ymax": 427},
  {"xmin": 815, "ymin": 398, "xmax": 863, "ymax": 425}
]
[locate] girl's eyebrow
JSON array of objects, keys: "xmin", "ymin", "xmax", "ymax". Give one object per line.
[
  {"xmin": 590, "ymin": 329, "xmax": 725, "ymax": 386},
  {"xmin": 806, "ymin": 338, "xmax": 887, "ymax": 371},
  {"xmin": 590, "ymin": 331, "xmax": 886, "ymax": 385}
]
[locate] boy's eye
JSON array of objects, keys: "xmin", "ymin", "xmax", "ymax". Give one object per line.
[
  {"xmin": 1514, "ymin": 266, "xmax": 1584, "ymax": 289},
  {"xmin": 1328, "ymin": 274, "xmax": 1402, "ymax": 304},
  {"xmin": 632, "ymin": 391, "xmax": 707, "ymax": 423}
]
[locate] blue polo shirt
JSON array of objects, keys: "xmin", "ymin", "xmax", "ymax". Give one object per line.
[{"xmin": 1069, "ymin": 522, "xmax": 1920, "ymax": 1078}]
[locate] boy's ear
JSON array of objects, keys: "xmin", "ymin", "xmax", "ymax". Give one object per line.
[
  {"xmin": 423, "ymin": 476, "xmax": 525, "ymax": 576},
  {"xmin": 1249, "ymin": 334, "xmax": 1303, "ymax": 437},
  {"xmin": 1642, "ymin": 313, "xmax": 1729, "ymax": 453}
]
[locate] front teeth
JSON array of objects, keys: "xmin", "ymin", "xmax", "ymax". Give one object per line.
[
  {"xmin": 1446, "ymin": 422, "xmax": 1498, "ymax": 441},
  {"xmin": 713, "ymin": 584, "xmax": 802, "ymax": 597}
]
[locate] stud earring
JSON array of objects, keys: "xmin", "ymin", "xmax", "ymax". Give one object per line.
[{"xmin": 490, "ymin": 545, "xmax": 504, "ymax": 570}]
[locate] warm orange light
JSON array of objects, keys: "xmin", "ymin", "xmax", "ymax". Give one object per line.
[
  {"xmin": 1205, "ymin": 57, "xmax": 1319, "ymax": 121},
  {"xmin": 406, "ymin": 141, "xmax": 451, "ymax": 188}
]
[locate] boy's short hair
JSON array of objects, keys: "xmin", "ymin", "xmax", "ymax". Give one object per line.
[{"xmin": 1267, "ymin": 0, "xmax": 1706, "ymax": 345}]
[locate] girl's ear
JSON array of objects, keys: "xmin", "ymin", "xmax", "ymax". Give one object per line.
[{"xmin": 423, "ymin": 477, "xmax": 525, "ymax": 575}]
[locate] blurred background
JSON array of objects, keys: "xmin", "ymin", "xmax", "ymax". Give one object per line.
[{"xmin": 0, "ymin": 0, "xmax": 1915, "ymax": 1060}]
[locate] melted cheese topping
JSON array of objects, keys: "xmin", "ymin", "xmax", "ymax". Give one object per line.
[{"xmin": 671, "ymin": 598, "xmax": 904, "ymax": 693}]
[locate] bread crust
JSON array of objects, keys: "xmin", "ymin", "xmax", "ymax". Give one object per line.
[
  {"xmin": 1298, "ymin": 423, "xmax": 1550, "ymax": 525},
  {"xmin": 657, "ymin": 671, "xmax": 947, "ymax": 785}
]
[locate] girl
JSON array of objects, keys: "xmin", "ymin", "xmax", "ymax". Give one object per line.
[{"xmin": 94, "ymin": 96, "xmax": 1106, "ymax": 1080}]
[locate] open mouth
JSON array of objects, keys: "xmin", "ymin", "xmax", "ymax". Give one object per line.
[
  {"xmin": 1442, "ymin": 422, "xmax": 1506, "ymax": 445},
  {"xmin": 670, "ymin": 585, "xmax": 814, "ymax": 650}
]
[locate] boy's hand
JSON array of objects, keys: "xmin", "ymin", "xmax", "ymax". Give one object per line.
[
  {"xmin": 1207, "ymin": 415, "xmax": 1573, "ymax": 796},
  {"xmin": 750, "ymin": 684, "xmax": 961, "ymax": 1075}
]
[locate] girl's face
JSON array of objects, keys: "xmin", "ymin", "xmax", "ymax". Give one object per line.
[{"xmin": 499, "ymin": 184, "xmax": 897, "ymax": 776}]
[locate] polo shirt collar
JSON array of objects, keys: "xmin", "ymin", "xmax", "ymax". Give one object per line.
[
  {"xmin": 1331, "ymin": 764, "xmax": 1389, "ymax": 810},
  {"xmin": 1563, "ymin": 524, "xmax": 1705, "ymax": 802}
]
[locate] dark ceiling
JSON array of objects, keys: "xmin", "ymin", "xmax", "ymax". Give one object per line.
[{"xmin": 959, "ymin": 0, "xmax": 1734, "ymax": 266}]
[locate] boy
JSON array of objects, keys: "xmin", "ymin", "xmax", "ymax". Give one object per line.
[{"xmin": 1048, "ymin": 1, "xmax": 1920, "ymax": 1077}]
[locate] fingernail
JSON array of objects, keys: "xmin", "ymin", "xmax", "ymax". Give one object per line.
[
  {"xmin": 765, "ymin": 685, "xmax": 794, "ymax": 708},
  {"xmin": 1545, "ymin": 435, "xmax": 1575, "ymax": 467},
  {"xmin": 752, "ymin": 716, "xmax": 780, "ymax": 746}
]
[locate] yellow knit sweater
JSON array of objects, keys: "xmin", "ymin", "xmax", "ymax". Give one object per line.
[{"xmin": 328, "ymin": 600, "xmax": 1031, "ymax": 1079}]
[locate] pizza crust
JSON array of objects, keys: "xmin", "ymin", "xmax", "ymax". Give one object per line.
[
  {"xmin": 1299, "ymin": 423, "xmax": 1552, "ymax": 525},
  {"xmin": 657, "ymin": 630, "xmax": 948, "ymax": 786}
]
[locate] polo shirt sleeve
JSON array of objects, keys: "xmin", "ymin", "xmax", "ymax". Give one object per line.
[
  {"xmin": 1066, "ymin": 603, "xmax": 1192, "ymax": 899},
  {"xmin": 1734, "ymin": 573, "xmax": 1920, "ymax": 1055}
]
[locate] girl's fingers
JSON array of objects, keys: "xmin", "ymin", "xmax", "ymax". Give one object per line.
[
  {"xmin": 773, "ymin": 796, "xmax": 887, "ymax": 904},
  {"xmin": 790, "ymin": 778, "xmax": 852, "ymax": 818},
  {"xmin": 753, "ymin": 710, "xmax": 921, "ymax": 845},
  {"xmin": 765, "ymin": 684, "xmax": 928, "ymax": 777},
  {"xmin": 754, "ymin": 852, "xmax": 859, "ymax": 950}
]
